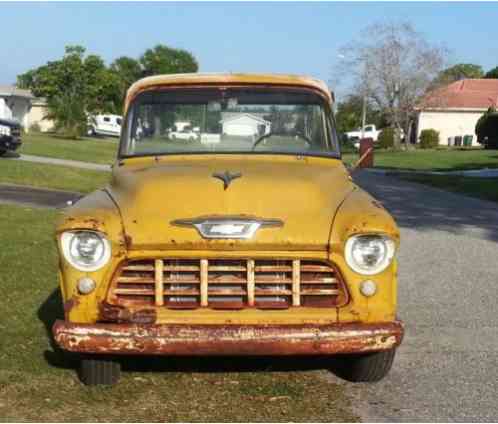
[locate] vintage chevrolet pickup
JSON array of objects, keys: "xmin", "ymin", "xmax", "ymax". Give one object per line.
[{"xmin": 52, "ymin": 73, "xmax": 403, "ymax": 385}]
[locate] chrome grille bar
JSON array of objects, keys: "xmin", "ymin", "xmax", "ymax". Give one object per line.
[{"xmin": 112, "ymin": 258, "xmax": 348, "ymax": 309}]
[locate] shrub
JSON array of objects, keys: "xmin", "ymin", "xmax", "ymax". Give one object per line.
[
  {"xmin": 476, "ymin": 109, "xmax": 498, "ymax": 149},
  {"xmin": 29, "ymin": 122, "xmax": 41, "ymax": 133},
  {"xmin": 378, "ymin": 128, "xmax": 395, "ymax": 149},
  {"xmin": 419, "ymin": 129, "xmax": 439, "ymax": 149}
]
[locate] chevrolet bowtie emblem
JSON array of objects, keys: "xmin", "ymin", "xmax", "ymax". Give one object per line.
[{"xmin": 212, "ymin": 170, "xmax": 242, "ymax": 190}]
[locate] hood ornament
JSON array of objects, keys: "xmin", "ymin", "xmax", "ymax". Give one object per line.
[
  {"xmin": 212, "ymin": 170, "xmax": 242, "ymax": 190},
  {"xmin": 171, "ymin": 216, "xmax": 284, "ymax": 239}
]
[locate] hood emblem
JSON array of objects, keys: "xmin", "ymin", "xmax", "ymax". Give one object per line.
[
  {"xmin": 171, "ymin": 216, "xmax": 284, "ymax": 239},
  {"xmin": 212, "ymin": 170, "xmax": 242, "ymax": 190}
]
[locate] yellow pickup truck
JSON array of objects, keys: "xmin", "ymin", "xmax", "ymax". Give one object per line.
[{"xmin": 53, "ymin": 73, "xmax": 403, "ymax": 385}]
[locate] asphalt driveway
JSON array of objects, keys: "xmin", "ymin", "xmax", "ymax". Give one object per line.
[
  {"xmin": 0, "ymin": 184, "xmax": 82, "ymax": 209},
  {"xmin": 334, "ymin": 170, "xmax": 498, "ymax": 422}
]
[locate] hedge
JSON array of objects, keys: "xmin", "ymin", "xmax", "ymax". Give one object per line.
[{"xmin": 419, "ymin": 129, "xmax": 440, "ymax": 149}]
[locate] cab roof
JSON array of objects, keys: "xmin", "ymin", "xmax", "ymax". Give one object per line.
[{"xmin": 125, "ymin": 73, "xmax": 332, "ymax": 112}]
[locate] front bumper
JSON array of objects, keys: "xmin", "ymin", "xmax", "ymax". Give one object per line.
[{"xmin": 53, "ymin": 320, "xmax": 404, "ymax": 356}]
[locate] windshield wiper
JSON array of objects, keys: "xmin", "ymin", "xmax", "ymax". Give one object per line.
[{"xmin": 252, "ymin": 132, "xmax": 312, "ymax": 151}]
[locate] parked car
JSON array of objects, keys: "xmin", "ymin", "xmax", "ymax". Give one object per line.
[
  {"xmin": 52, "ymin": 73, "xmax": 404, "ymax": 385},
  {"xmin": 0, "ymin": 118, "xmax": 22, "ymax": 156},
  {"xmin": 169, "ymin": 125, "xmax": 199, "ymax": 142},
  {"xmin": 87, "ymin": 114, "xmax": 122, "ymax": 137}
]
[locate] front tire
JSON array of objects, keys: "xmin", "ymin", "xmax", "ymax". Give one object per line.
[
  {"xmin": 0, "ymin": 149, "xmax": 6, "ymax": 156},
  {"xmin": 332, "ymin": 348, "xmax": 396, "ymax": 382},
  {"xmin": 78, "ymin": 355, "xmax": 121, "ymax": 386}
]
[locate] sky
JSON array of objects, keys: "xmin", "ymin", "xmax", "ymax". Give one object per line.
[{"xmin": 2, "ymin": 1, "xmax": 498, "ymax": 100}]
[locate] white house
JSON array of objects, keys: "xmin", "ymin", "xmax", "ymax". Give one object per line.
[
  {"xmin": 416, "ymin": 79, "xmax": 498, "ymax": 146},
  {"xmin": 0, "ymin": 85, "xmax": 34, "ymax": 128},
  {"xmin": 0, "ymin": 85, "xmax": 54, "ymax": 132},
  {"xmin": 221, "ymin": 113, "xmax": 271, "ymax": 137}
]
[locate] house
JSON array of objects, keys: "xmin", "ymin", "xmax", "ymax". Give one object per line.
[
  {"xmin": 221, "ymin": 113, "xmax": 271, "ymax": 137},
  {"xmin": 0, "ymin": 85, "xmax": 34, "ymax": 128},
  {"xmin": 416, "ymin": 79, "xmax": 498, "ymax": 146},
  {"xmin": 0, "ymin": 85, "xmax": 54, "ymax": 132},
  {"xmin": 27, "ymin": 97, "xmax": 54, "ymax": 132}
]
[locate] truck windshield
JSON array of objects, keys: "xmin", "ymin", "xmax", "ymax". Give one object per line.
[{"xmin": 121, "ymin": 88, "xmax": 339, "ymax": 157}]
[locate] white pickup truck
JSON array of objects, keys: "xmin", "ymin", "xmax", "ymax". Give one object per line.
[
  {"xmin": 345, "ymin": 124, "xmax": 381, "ymax": 142},
  {"xmin": 346, "ymin": 125, "xmax": 405, "ymax": 149}
]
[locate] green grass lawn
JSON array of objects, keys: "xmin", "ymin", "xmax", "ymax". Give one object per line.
[
  {"xmin": 0, "ymin": 204, "xmax": 356, "ymax": 422},
  {"xmin": 401, "ymin": 175, "xmax": 498, "ymax": 204},
  {"xmin": 20, "ymin": 133, "xmax": 118, "ymax": 165},
  {"xmin": 0, "ymin": 159, "xmax": 110, "ymax": 193},
  {"xmin": 343, "ymin": 147, "xmax": 498, "ymax": 171}
]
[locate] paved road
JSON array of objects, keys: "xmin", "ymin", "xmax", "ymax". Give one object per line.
[
  {"xmin": 0, "ymin": 184, "xmax": 82, "ymax": 209},
  {"xmin": 2, "ymin": 152, "xmax": 111, "ymax": 172},
  {"xmin": 331, "ymin": 170, "xmax": 498, "ymax": 422}
]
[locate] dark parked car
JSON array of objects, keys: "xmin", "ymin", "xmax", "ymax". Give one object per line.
[{"xmin": 0, "ymin": 118, "xmax": 22, "ymax": 156}]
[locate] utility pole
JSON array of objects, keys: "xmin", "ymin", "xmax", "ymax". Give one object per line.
[
  {"xmin": 361, "ymin": 91, "xmax": 367, "ymax": 140},
  {"xmin": 360, "ymin": 59, "xmax": 368, "ymax": 140}
]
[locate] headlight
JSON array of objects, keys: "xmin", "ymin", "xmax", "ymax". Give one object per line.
[
  {"xmin": 60, "ymin": 231, "xmax": 111, "ymax": 272},
  {"xmin": 345, "ymin": 234, "xmax": 396, "ymax": 275},
  {"xmin": 0, "ymin": 125, "xmax": 11, "ymax": 136}
]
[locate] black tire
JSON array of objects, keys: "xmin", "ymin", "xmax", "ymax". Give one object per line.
[
  {"xmin": 0, "ymin": 149, "xmax": 6, "ymax": 156},
  {"xmin": 332, "ymin": 348, "xmax": 396, "ymax": 382},
  {"xmin": 78, "ymin": 355, "xmax": 121, "ymax": 386}
]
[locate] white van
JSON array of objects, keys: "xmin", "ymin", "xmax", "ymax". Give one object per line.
[{"xmin": 87, "ymin": 114, "xmax": 122, "ymax": 137}]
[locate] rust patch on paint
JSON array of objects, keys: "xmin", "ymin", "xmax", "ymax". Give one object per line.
[
  {"xmin": 124, "ymin": 234, "xmax": 133, "ymax": 249},
  {"xmin": 99, "ymin": 302, "xmax": 156, "ymax": 324},
  {"xmin": 63, "ymin": 297, "xmax": 80, "ymax": 320}
]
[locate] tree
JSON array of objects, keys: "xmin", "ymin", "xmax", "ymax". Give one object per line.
[
  {"xmin": 336, "ymin": 21, "xmax": 448, "ymax": 149},
  {"xmin": 17, "ymin": 45, "xmax": 122, "ymax": 138},
  {"xmin": 16, "ymin": 43, "xmax": 201, "ymax": 137},
  {"xmin": 140, "ymin": 44, "xmax": 198, "ymax": 76},
  {"xmin": 431, "ymin": 63, "xmax": 484, "ymax": 88},
  {"xmin": 110, "ymin": 56, "xmax": 142, "ymax": 108},
  {"xmin": 484, "ymin": 66, "xmax": 498, "ymax": 79}
]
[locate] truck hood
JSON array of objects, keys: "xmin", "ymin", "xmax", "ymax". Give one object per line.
[{"xmin": 108, "ymin": 155, "xmax": 354, "ymax": 251}]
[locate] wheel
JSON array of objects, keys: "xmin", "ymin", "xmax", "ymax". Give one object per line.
[
  {"xmin": 0, "ymin": 149, "xmax": 6, "ymax": 156},
  {"xmin": 87, "ymin": 126, "xmax": 96, "ymax": 137},
  {"xmin": 78, "ymin": 355, "xmax": 121, "ymax": 386},
  {"xmin": 331, "ymin": 348, "xmax": 396, "ymax": 382}
]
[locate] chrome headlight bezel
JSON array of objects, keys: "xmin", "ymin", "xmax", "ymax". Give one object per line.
[
  {"xmin": 60, "ymin": 230, "xmax": 111, "ymax": 272},
  {"xmin": 345, "ymin": 234, "xmax": 396, "ymax": 275}
]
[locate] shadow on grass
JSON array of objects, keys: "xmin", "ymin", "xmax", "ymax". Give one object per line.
[
  {"xmin": 37, "ymin": 289, "xmax": 343, "ymax": 377},
  {"xmin": 0, "ymin": 151, "xmax": 21, "ymax": 159},
  {"xmin": 37, "ymin": 289, "xmax": 79, "ymax": 370},
  {"xmin": 354, "ymin": 170, "xmax": 498, "ymax": 243}
]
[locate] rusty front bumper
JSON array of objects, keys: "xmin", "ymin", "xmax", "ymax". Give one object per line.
[{"xmin": 53, "ymin": 320, "xmax": 404, "ymax": 356}]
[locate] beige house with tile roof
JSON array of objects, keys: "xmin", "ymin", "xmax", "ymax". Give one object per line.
[{"xmin": 416, "ymin": 79, "xmax": 498, "ymax": 146}]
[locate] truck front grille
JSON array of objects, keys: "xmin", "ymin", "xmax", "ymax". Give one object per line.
[{"xmin": 108, "ymin": 258, "xmax": 349, "ymax": 309}]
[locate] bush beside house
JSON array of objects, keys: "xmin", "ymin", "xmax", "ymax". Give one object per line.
[
  {"xmin": 475, "ymin": 108, "xmax": 498, "ymax": 149},
  {"xmin": 419, "ymin": 129, "xmax": 440, "ymax": 149}
]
